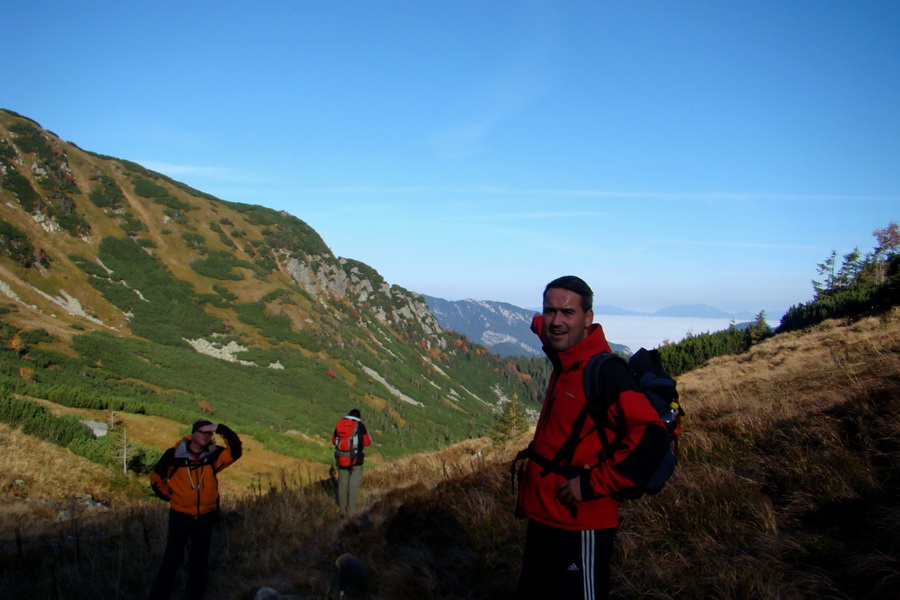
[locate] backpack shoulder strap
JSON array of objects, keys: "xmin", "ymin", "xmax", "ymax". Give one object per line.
[
  {"xmin": 534, "ymin": 352, "xmax": 622, "ymax": 477},
  {"xmin": 582, "ymin": 352, "xmax": 626, "ymax": 409},
  {"xmin": 582, "ymin": 351, "xmax": 628, "ymax": 457}
]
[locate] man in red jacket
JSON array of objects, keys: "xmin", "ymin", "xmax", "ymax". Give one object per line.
[{"xmin": 516, "ymin": 276, "xmax": 667, "ymax": 600}]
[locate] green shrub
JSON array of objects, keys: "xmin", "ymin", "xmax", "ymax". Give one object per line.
[
  {"xmin": 0, "ymin": 218, "xmax": 37, "ymax": 267},
  {"xmin": 120, "ymin": 214, "xmax": 148, "ymax": 234},
  {"xmin": 131, "ymin": 177, "xmax": 168, "ymax": 198},
  {"xmin": 19, "ymin": 329, "xmax": 55, "ymax": 345},
  {"xmin": 213, "ymin": 284, "xmax": 238, "ymax": 303},
  {"xmin": 69, "ymin": 254, "xmax": 108, "ymax": 278},
  {"xmin": 53, "ymin": 201, "xmax": 92, "ymax": 237},
  {"xmin": 74, "ymin": 237, "xmax": 224, "ymax": 345},
  {"xmin": 260, "ymin": 289, "xmax": 293, "ymax": 303},
  {"xmin": 163, "ymin": 209, "xmax": 189, "ymax": 225},
  {"xmin": 1, "ymin": 169, "xmax": 40, "ymax": 212},
  {"xmin": 182, "ymin": 232, "xmax": 207, "ymax": 251},
  {"xmin": 88, "ymin": 174, "xmax": 124, "ymax": 209},
  {"xmin": 0, "ymin": 396, "xmax": 93, "ymax": 446},
  {"xmin": 190, "ymin": 250, "xmax": 257, "ymax": 280},
  {"xmin": 0, "ymin": 139, "xmax": 18, "ymax": 161},
  {"xmin": 152, "ymin": 194, "xmax": 194, "ymax": 212}
]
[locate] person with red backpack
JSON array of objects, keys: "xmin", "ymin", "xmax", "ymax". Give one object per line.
[
  {"xmin": 332, "ymin": 408, "xmax": 372, "ymax": 516},
  {"xmin": 514, "ymin": 276, "xmax": 668, "ymax": 600}
]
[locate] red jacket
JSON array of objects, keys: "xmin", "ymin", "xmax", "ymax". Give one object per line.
[{"xmin": 516, "ymin": 315, "xmax": 665, "ymax": 530}]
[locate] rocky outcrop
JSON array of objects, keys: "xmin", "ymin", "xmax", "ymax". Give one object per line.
[{"xmin": 282, "ymin": 255, "xmax": 442, "ymax": 336}]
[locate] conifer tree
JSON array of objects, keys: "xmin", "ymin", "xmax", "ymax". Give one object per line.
[
  {"xmin": 492, "ymin": 400, "xmax": 527, "ymax": 446},
  {"xmin": 813, "ymin": 249, "xmax": 838, "ymax": 297},
  {"xmin": 837, "ymin": 248, "xmax": 862, "ymax": 289}
]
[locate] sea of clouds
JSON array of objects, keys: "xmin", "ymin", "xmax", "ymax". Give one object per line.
[{"xmin": 598, "ymin": 315, "xmax": 764, "ymax": 352}]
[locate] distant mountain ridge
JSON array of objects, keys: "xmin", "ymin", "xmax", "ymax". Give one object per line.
[
  {"xmin": 423, "ymin": 295, "xmax": 632, "ymax": 357},
  {"xmin": 425, "ymin": 297, "xmax": 757, "ymax": 357},
  {"xmin": 423, "ymin": 296, "xmax": 541, "ymax": 357},
  {"xmin": 597, "ymin": 304, "xmax": 755, "ymax": 320}
]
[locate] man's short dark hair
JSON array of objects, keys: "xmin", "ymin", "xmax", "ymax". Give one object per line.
[
  {"xmin": 544, "ymin": 276, "xmax": 593, "ymax": 312},
  {"xmin": 192, "ymin": 419, "xmax": 214, "ymax": 433},
  {"xmin": 348, "ymin": 408, "xmax": 361, "ymax": 418}
]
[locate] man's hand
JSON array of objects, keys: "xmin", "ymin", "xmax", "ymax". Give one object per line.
[{"xmin": 555, "ymin": 477, "xmax": 583, "ymax": 508}]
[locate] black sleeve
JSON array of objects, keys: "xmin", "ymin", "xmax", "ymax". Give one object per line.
[
  {"xmin": 150, "ymin": 448, "xmax": 175, "ymax": 501},
  {"xmin": 216, "ymin": 424, "xmax": 243, "ymax": 460},
  {"xmin": 152, "ymin": 448, "xmax": 174, "ymax": 478}
]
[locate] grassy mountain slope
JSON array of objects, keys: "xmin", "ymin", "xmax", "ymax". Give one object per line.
[
  {"xmin": 2, "ymin": 309, "xmax": 898, "ymax": 599},
  {"xmin": 0, "ymin": 109, "xmax": 548, "ymax": 468}
]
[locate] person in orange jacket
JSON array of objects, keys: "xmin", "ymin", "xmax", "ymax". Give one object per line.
[{"xmin": 149, "ymin": 419, "xmax": 242, "ymax": 600}]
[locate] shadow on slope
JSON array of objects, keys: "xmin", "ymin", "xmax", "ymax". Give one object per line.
[{"xmin": 2, "ymin": 311, "xmax": 899, "ymax": 599}]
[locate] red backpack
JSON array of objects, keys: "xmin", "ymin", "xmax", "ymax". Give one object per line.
[{"xmin": 334, "ymin": 417, "xmax": 361, "ymax": 467}]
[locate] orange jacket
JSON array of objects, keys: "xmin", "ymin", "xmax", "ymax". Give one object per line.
[{"xmin": 150, "ymin": 424, "xmax": 242, "ymax": 516}]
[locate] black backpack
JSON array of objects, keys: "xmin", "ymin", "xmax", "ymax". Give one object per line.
[
  {"xmin": 583, "ymin": 348, "xmax": 683, "ymax": 500},
  {"xmin": 511, "ymin": 348, "xmax": 683, "ymax": 506}
]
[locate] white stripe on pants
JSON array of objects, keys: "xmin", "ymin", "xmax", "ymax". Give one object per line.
[{"xmin": 581, "ymin": 529, "xmax": 596, "ymax": 600}]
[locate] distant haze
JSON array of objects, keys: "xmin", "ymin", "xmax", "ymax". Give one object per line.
[
  {"xmin": 424, "ymin": 293, "xmax": 765, "ymax": 356},
  {"xmin": 598, "ymin": 315, "xmax": 755, "ymax": 352}
]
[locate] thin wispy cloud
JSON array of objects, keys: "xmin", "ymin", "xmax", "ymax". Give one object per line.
[
  {"xmin": 249, "ymin": 184, "xmax": 898, "ymax": 204},
  {"xmin": 655, "ymin": 238, "xmax": 826, "ymax": 251},
  {"xmin": 427, "ymin": 120, "xmax": 495, "ymax": 158},
  {"xmin": 437, "ymin": 211, "xmax": 611, "ymax": 221},
  {"xmin": 427, "ymin": 5, "xmax": 561, "ymax": 158},
  {"xmin": 138, "ymin": 161, "xmax": 228, "ymax": 177},
  {"xmin": 503, "ymin": 189, "xmax": 900, "ymax": 203}
]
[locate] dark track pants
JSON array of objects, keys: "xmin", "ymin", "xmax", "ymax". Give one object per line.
[
  {"xmin": 149, "ymin": 509, "xmax": 216, "ymax": 600},
  {"xmin": 516, "ymin": 519, "xmax": 617, "ymax": 600}
]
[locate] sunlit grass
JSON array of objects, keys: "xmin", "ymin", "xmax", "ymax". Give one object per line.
[{"xmin": 1, "ymin": 309, "xmax": 898, "ymax": 599}]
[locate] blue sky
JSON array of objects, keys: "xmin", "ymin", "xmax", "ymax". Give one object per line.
[{"xmin": 5, "ymin": 1, "xmax": 898, "ymax": 318}]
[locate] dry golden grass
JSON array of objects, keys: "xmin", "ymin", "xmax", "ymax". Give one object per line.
[
  {"xmin": 0, "ymin": 422, "xmax": 150, "ymax": 530},
  {"xmin": 610, "ymin": 308, "xmax": 900, "ymax": 599},
  {"xmin": 28, "ymin": 400, "xmax": 330, "ymax": 496},
  {"xmin": 1, "ymin": 309, "xmax": 898, "ymax": 599}
]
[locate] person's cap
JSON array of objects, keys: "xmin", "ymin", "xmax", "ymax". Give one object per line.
[{"xmin": 192, "ymin": 419, "xmax": 215, "ymax": 433}]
